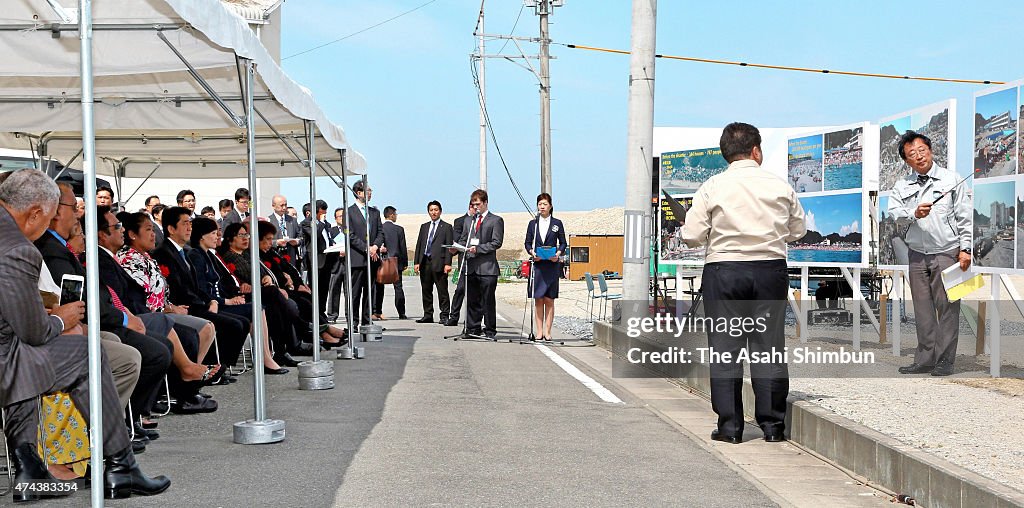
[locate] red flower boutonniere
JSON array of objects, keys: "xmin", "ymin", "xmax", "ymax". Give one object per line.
[
  {"xmin": 282, "ymin": 254, "xmax": 292, "ymax": 263},
  {"xmin": 159, "ymin": 265, "xmax": 170, "ymax": 277},
  {"xmin": 226, "ymin": 263, "xmax": 236, "ymax": 273},
  {"xmin": 263, "ymin": 261, "xmax": 272, "ymax": 269}
]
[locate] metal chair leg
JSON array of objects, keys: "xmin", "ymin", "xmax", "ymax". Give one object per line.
[
  {"xmin": 156, "ymin": 376, "xmax": 173, "ymax": 417},
  {"xmin": 1, "ymin": 408, "xmax": 12, "ymax": 495}
]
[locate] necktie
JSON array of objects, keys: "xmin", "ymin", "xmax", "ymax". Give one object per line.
[
  {"xmin": 178, "ymin": 248, "xmax": 188, "ymax": 266},
  {"xmin": 917, "ymin": 174, "xmax": 929, "ymax": 186},
  {"xmin": 475, "ymin": 216, "xmax": 482, "ymax": 232},
  {"xmin": 279, "ymin": 215, "xmax": 287, "ymax": 235},
  {"xmin": 108, "ymin": 287, "xmax": 126, "ymax": 312},
  {"xmin": 425, "ymin": 222, "xmax": 436, "ymax": 256}
]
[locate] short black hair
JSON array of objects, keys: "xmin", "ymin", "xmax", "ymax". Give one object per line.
[
  {"xmin": 334, "ymin": 207, "xmax": 344, "ymax": 216},
  {"xmin": 162, "ymin": 206, "xmax": 192, "ymax": 237},
  {"xmin": 144, "ymin": 195, "xmax": 159, "ymax": 206},
  {"xmin": 719, "ymin": 122, "xmax": 762, "ymax": 163},
  {"xmin": 302, "ymin": 202, "xmax": 312, "ymax": 215},
  {"xmin": 234, "ymin": 188, "xmax": 250, "ymax": 201},
  {"xmin": 315, "ymin": 199, "xmax": 328, "ymax": 212},
  {"xmin": 97, "ymin": 185, "xmax": 114, "ymax": 198},
  {"xmin": 897, "ymin": 131, "xmax": 932, "ymax": 161},
  {"xmin": 219, "ymin": 198, "xmax": 233, "ymax": 210},
  {"xmin": 151, "ymin": 203, "xmax": 166, "ymax": 218},
  {"xmin": 257, "ymin": 219, "xmax": 277, "ymax": 240},
  {"xmin": 176, "ymin": 189, "xmax": 195, "ymax": 204},
  {"xmin": 383, "ymin": 206, "xmax": 396, "ymax": 218},
  {"xmin": 427, "ymin": 200, "xmax": 442, "ymax": 212},
  {"xmin": 200, "ymin": 206, "xmax": 215, "ymax": 216},
  {"xmin": 352, "ymin": 180, "xmax": 367, "ymax": 195},
  {"xmin": 96, "ymin": 205, "xmax": 112, "ymax": 231}
]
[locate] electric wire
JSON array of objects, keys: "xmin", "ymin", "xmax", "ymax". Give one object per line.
[
  {"xmin": 559, "ymin": 43, "xmax": 1005, "ymax": 85},
  {"xmin": 496, "ymin": 5, "xmax": 526, "ymax": 55},
  {"xmin": 283, "ymin": 0, "xmax": 440, "ymax": 60}
]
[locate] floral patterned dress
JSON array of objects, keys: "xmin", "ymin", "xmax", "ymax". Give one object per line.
[{"xmin": 117, "ymin": 246, "xmax": 169, "ymax": 312}]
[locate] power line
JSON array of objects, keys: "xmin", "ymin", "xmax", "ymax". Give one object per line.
[
  {"xmin": 496, "ymin": 5, "xmax": 525, "ymax": 55},
  {"xmin": 283, "ymin": 0, "xmax": 440, "ymax": 61},
  {"xmin": 560, "ymin": 43, "xmax": 1006, "ymax": 85}
]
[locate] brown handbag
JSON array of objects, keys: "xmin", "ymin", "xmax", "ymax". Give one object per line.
[{"xmin": 376, "ymin": 254, "xmax": 400, "ymax": 284}]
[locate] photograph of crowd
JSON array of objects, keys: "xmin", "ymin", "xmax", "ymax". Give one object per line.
[
  {"xmin": 823, "ymin": 127, "xmax": 863, "ymax": 191},
  {"xmin": 877, "ymin": 195, "xmax": 911, "ymax": 267},
  {"xmin": 974, "ymin": 86, "xmax": 1017, "ymax": 179},
  {"xmin": 788, "ymin": 134, "xmax": 823, "ymax": 193},
  {"xmin": 660, "ymin": 147, "xmax": 728, "ymax": 194},
  {"xmin": 787, "ymin": 192, "xmax": 864, "ymax": 265},
  {"xmin": 659, "ymin": 195, "xmax": 704, "ymax": 263},
  {"xmin": 879, "ymin": 104, "xmax": 951, "ymax": 190},
  {"xmin": 973, "ymin": 180, "xmax": 1016, "ymax": 269}
]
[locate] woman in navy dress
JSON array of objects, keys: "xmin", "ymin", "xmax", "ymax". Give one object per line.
[{"xmin": 525, "ymin": 193, "xmax": 568, "ymax": 341}]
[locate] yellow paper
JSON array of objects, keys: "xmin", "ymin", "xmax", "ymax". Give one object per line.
[{"xmin": 941, "ymin": 263, "xmax": 985, "ymax": 302}]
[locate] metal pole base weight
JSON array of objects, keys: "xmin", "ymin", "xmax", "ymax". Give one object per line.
[
  {"xmin": 359, "ymin": 324, "xmax": 383, "ymax": 342},
  {"xmin": 233, "ymin": 419, "xmax": 285, "ymax": 444},
  {"xmin": 337, "ymin": 346, "xmax": 354, "ymax": 360},
  {"xmin": 354, "ymin": 346, "xmax": 366, "ymax": 359},
  {"xmin": 298, "ymin": 375, "xmax": 335, "ymax": 390},
  {"xmin": 298, "ymin": 360, "xmax": 335, "ymax": 390}
]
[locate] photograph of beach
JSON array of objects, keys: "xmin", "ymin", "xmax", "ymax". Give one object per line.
[
  {"xmin": 973, "ymin": 180, "xmax": 1015, "ymax": 270},
  {"xmin": 788, "ymin": 134, "xmax": 823, "ymax": 193},
  {"xmin": 788, "ymin": 192, "xmax": 863, "ymax": 265},
  {"xmin": 823, "ymin": 127, "xmax": 863, "ymax": 191},
  {"xmin": 660, "ymin": 147, "xmax": 728, "ymax": 195},
  {"xmin": 974, "ymin": 86, "xmax": 1017, "ymax": 179}
]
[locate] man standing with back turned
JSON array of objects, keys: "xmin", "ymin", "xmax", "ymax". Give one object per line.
[
  {"xmin": 888, "ymin": 131, "xmax": 972, "ymax": 377},
  {"xmin": 681, "ymin": 122, "xmax": 806, "ymax": 444}
]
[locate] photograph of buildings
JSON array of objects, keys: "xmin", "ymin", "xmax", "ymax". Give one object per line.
[
  {"xmin": 974, "ymin": 87, "xmax": 1017, "ymax": 179},
  {"xmin": 973, "ymin": 180, "xmax": 1016, "ymax": 269},
  {"xmin": 788, "ymin": 134, "xmax": 823, "ymax": 193}
]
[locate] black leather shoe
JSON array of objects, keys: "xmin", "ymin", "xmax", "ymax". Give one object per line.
[
  {"xmin": 711, "ymin": 429, "xmax": 741, "ymax": 444},
  {"xmin": 415, "ymin": 317, "xmax": 433, "ymax": 323},
  {"xmin": 898, "ymin": 363, "xmax": 934, "ymax": 374},
  {"xmin": 134, "ymin": 422, "xmax": 159, "ymax": 441},
  {"xmin": 171, "ymin": 395, "xmax": 218, "ymax": 414},
  {"xmin": 444, "ymin": 319, "xmax": 460, "ymax": 327},
  {"xmin": 292, "ymin": 343, "xmax": 315, "ymax": 356},
  {"xmin": 931, "ymin": 364, "xmax": 954, "ymax": 376},
  {"xmin": 763, "ymin": 432, "xmax": 786, "ymax": 442},
  {"xmin": 264, "ymin": 366, "xmax": 290, "ymax": 375},
  {"xmin": 273, "ymin": 352, "xmax": 301, "ymax": 367},
  {"xmin": 104, "ymin": 447, "xmax": 171, "ymax": 499},
  {"xmin": 398, "ymin": 315, "xmax": 409, "ymax": 320},
  {"xmin": 132, "ymin": 439, "xmax": 146, "ymax": 454},
  {"xmin": 11, "ymin": 443, "xmax": 74, "ymax": 502}
]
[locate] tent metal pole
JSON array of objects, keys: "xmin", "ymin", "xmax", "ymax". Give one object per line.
[
  {"xmin": 254, "ymin": 106, "xmax": 307, "ymax": 164},
  {"xmin": 338, "ymin": 150, "xmax": 360, "ymax": 359},
  {"xmin": 156, "ymin": 30, "xmax": 245, "ymax": 127},
  {"xmin": 78, "ymin": 0, "xmax": 105, "ymax": 503},
  {"xmin": 122, "ymin": 161, "xmax": 162, "ymax": 205},
  {"xmin": 233, "ymin": 57, "xmax": 285, "ymax": 444},
  {"xmin": 0, "ymin": 22, "xmax": 188, "ymax": 32},
  {"xmin": 307, "ymin": 121, "xmax": 321, "ymax": 363}
]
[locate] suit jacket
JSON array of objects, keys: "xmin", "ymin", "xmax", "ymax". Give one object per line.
[
  {"xmin": 0, "ymin": 207, "xmax": 65, "ymax": 406},
  {"xmin": 347, "ymin": 203, "xmax": 384, "ymax": 268},
  {"xmin": 187, "ymin": 248, "xmax": 226, "ymax": 304},
  {"xmin": 221, "ymin": 208, "xmax": 247, "ymax": 232},
  {"xmin": 457, "ymin": 212, "xmax": 504, "ymax": 276},
  {"xmin": 413, "ymin": 220, "xmax": 453, "ymax": 272},
  {"xmin": 35, "ymin": 231, "xmax": 124, "ymax": 330},
  {"xmin": 151, "ymin": 239, "xmax": 212, "ymax": 308},
  {"xmin": 260, "ymin": 248, "xmax": 305, "ymax": 289},
  {"xmin": 382, "ymin": 221, "xmax": 408, "ymax": 272},
  {"xmin": 98, "ymin": 247, "xmax": 150, "ymax": 316},
  {"xmin": 270, "ymin": 212, "xmax": 302, "ymax": 266},
  {"xmin": 151, "ymin": 216, "xmax": 165, "ymax": 249},
  {"xmin": 300, "ymin": 217, "xmax": 336, "ymax": 270},
  {"xmin": 525, "ymin": 216, "xmax": 568, "ymax": 262},
  {"xmin": 452, "ymin": 214, "xmax": 471, "ymax": 265}
]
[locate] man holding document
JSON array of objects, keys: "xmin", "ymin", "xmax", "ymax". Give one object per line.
[{"xmin": 887, "ymin": 131, "xmax": 972, "ymax": 377}]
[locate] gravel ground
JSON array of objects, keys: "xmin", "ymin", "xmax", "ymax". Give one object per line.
[{"xmin": 499, "ymin": 278, "xmax": 1024, "ymax": 494}]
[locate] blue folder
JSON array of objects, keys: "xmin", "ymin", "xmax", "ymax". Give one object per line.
[{"xmin": 536, "ymin": 246, "xmax": 557, "ymax": 259}]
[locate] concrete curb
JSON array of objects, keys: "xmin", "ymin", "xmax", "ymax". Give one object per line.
[{"xmin": 593, "ymin": 321, "xmax": 1024, "ymax": 508}]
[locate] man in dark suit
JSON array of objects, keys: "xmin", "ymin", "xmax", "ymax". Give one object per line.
[
  {"xmin": 220, "ymin": 188, "xmax": 250, "ymax": 232},
  {"xmin": 326, "ymin": 207, "xmax": 346, "ymax": 322},
  {"xmin": 153, "ymin": 207, "xmax": 247, "ymax": 374},
  {"xmin": 445, "ymin": 203, "xmax": 474, "ymax": 326},
  {"xmin": 37, "ymin": 185, "xmax": 173, "ymax": 422},
  {"xmin": 414, "ymin": 201, "xmax": 453, "ymax": 323},
  {"xmin": 270, "ymin": 194, "xmax": 302, "ymax": 270},
  {"xmin": 301, "ymin": 199, "xmax": 337, "ymax": 315},
  {"xmin": 453, "ymin": 190, "xmax": 504, "ymax": 338},
  {"xmin": 0, "ymin": 169, "xmax": 169, "ymax": 500},
  {"xmin": 347, "ymin": 180, "xmax": 384, "ymax": 329},
  {"xmin": 376, "ymin": 206, "xmax": 409, "ymax": 319},
  {"xmin": 176, "ymin": 189, "xmax": 198, "ymax": 219}
]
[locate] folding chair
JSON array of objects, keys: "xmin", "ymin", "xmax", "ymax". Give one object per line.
[
  {"xmin": 598, "ymin": 273, "xmax": 622, "ymax": 321},
  {"xmin": 584, "ymin": 273, "xmax": 604, "ymax": 322}
]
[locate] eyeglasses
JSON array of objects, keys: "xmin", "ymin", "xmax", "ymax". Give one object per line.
[
  {"xmin": 105, "ymin": 222, "xmax": 123, "ymax": 231},
  {"xmin": 58, "ymin": 201, "xmax": 76, "ymax": 208},
  {"xmin": 237, "ymin": 233, "xmax": 251, "ymax": 239}
]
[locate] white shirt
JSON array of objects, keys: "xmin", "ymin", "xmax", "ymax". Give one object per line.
[{"xmin": 537, "ymin": 216, "xmax": 551, "ymax": 243}]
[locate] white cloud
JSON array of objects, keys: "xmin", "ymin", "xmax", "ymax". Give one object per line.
[
  {"xmin": 805, "ymin": 210, "xmax": 817, "ymax": 232},
  {"xmin": 839, "ymin": 220, "xmax": 860, "ymax": 236}
]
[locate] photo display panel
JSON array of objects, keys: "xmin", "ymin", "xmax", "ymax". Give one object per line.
[
  {"xmin": 657, "ymin": 146, "xmax": 728, "ymax": 265},
  {"xmin": 973, "ymin": 83, "xmax": 1022, "ymax": 273}
]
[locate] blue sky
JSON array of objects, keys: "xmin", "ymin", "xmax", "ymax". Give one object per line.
[
  {"xmin": 974, "ymin": 180, "xmax": 1015, "ymax": 212},
  {"xmin": 799, "ymin": 193, "xmax": 862, "ymax": 236},
  {"xmin": 277, "ymin": 0, "xmax": 1024, "ymax": 213},
  {"xmin": 975, "ymin": 87, "xmax": 1018, "ymax": 121},
  {"xmin": 788, "ymin": 134, "xmax": 822, "ymax": 160}
]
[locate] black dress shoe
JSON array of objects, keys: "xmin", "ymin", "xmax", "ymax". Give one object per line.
[
  {"xmin": 763, "ymin": 431, "xmax": 785, "ymax": 442},
  {"xmin": 10, "ymin": 443, "xmax": 75, "ymax": 502},
  {"xmin": 398, "ymin": 315, "xmax": 409, "ymax": 320},
  {"xmin": 274, "ymin": 352, "xmax": 301, "ymax": 367},
  {"xmin": 444, "ymin": 319, "xmax": 460, "ymax": 326},
  {"xmin": 104, "ymin": 447, "xmax": 171, "ymax": 499},
  {"xmin": 264, "ymin": 366, "xmax": 290, "ymax": 375},
  {"xmin": 898, "ymin": 363, "xmax": 934, "ymax": 374},
  {"xmin": 292, "ymin": 343, "xmax": 315, "ymax": 356},
  {"xmin": 931, "ymin": 364, "xmax": 954, "ymax": 376},
  {"xmin": 711, "ymin": 429, "xmax": 741, "ymax": 444},
  {"xmin": 171, "ymin": 395, "xmax": 218, "ymax": 414},
  {"xmin": 415, "ymin": 317, "xmax": 434, "ymax": 323},
  {"xmin": 132, "ymin": 439, "xmax": 146, "ymax": 454},
  {"xmin": 133, "ymin": 422, "xmax": 159, "ymax": 441},
  {"xmin": 151, "ymin": 401, "xmax": 168, "ymax": 414}
]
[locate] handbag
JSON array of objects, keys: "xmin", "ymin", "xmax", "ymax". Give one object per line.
[{"xmin": 376, "ymin": 253, "xmax": 400, "ymax": 284}]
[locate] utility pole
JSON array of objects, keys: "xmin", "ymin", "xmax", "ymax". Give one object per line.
[
  {"xmin": 475, "ymin": 3, "xmax": 487, "ymax": 191},
  {"xmin": 536, "ymin": 0, "xmax": 553, "ymax": 195},
  {"xmin": 622, "ymin": 0, "xmax": 656, "ymax": 302}
]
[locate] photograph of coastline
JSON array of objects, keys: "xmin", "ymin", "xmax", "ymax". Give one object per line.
[
  {"xmin": 788, "ymin": 192, "xmax": 863, "ymax": 265},
  {"xmin": 788, "ymin": 134, "xmax": 823, "ymax": 193},
  {"xmin": 879, "ymin": 102, "xmax": 952, "ymax": 190},
  {"xmin": 974, "ymin": 87, "xmax": 1017, "ymax": 179},
  {"xmin": 877, "ymin": 195, "xmax": 911, "ymax": 267},
  {"xmin": 973, "ymin": 180, "xmax": 1015, "ymax": 270},
  {"xmin": 823, "ymin": 127, "xmax": 863, "ymax": 191},
  {"xmin": 658, "ymin": 194, "xmax": 703, "ymax": 263},
  {"xmin": 660, "ymin": 147, "xmax": 728, "ymax": 195}
]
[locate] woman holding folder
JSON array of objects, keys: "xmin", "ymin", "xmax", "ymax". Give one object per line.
[{"xmin": 525, "ymin": 193, "xmax": 568, "ymax": 341}]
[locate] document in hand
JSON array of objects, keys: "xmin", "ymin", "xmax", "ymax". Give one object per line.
[
  {"xmin": 941, "ymin": 263, "xmax": 985, "ymax": 301},
  {"xmin": 325, "ymin": 233, "xmax": 347, "ymax": 254},
  {"xmin": 445, "ymin": 243, "xmax": 469, "ymax": 253}
]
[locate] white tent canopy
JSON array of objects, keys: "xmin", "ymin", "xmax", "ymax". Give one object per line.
[{"xmin": 0, "ymin": 0, "xmax": 365, "ymax": 179}]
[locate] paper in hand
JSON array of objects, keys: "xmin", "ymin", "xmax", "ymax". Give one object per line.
[
  {"xmin": 445, "ymin": 243, "xmax": 469, "ymax": 253},
  {"xmin": 941, "ymin": 263, "xmax": 984, "ymax": 301}
]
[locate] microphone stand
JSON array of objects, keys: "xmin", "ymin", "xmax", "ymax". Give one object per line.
[
  {"xmin": 445, "ymin": 213, "xmax": 490, "ymax": 341},
  {"xmin": 518, "ymin": 214, "xmax": 540, "ymax": 344}
]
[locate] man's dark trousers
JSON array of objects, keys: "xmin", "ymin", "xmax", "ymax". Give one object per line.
[{"xmin": 701, "ymin": 259, "xmax": 789, "ymax": 438}]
